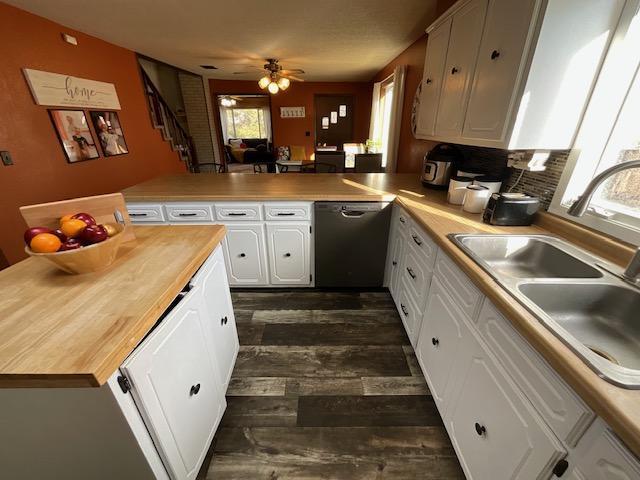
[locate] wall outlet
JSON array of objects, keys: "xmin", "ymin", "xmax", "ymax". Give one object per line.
[
  {"xmin": 507, "ymin": 150, "xmax": 549, "ymax": 171},
  {"xmin": 1, "ymin": 151, "xmax": 13, "ymax": 166}
]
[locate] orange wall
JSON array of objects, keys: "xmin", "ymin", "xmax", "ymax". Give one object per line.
[
  {"xmin": 0, "ymin": 3, "xmax": 185, "ymax": 265},
  {"xmin": 210, "ymin": 79, "xmax": 373, "ymax": 159},
  {"xmin": 373, "ymin": 0, "xmax": 456, "ymax": 173}
]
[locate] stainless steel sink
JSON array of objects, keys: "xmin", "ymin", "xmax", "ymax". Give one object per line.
[
  {"xmin": 455, "ymin": 235, "xmax": 602, "ymax": 278},
  {"xmin": 449, "ymin": 234, "xmax": 640, "ymax": 389}
]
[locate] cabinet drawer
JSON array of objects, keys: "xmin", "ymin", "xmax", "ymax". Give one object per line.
[
  {"xmin": 407, "ymin": 220, "xmax": 438, "ymax": 269},
  {"xmin": 395, "ymin": 206, "xmax": 410, "ymax": 236},
  {"xmin": 434, "ymin": 249, "xmax": 482, "ymax": 320},
  {"xmin": 126, "ymin": 203, "xmax": 166, "ymax": 223},
  {"xmin": 401, "ymin": 244, "xmax": 433, "ymax": 311},
  {"xmin": 476, "ymin": 299, "xmax": 594, "ymax": 446},
  {"xmin": 264, "ymin": 202, "xmax": 311, "ymax": 221},
  {"xmin": 214, "ymin": 203, "xmax": 263, "ymax": 221},
  {"xmin": 165, "ymin": 203, "xmax": 213, "ymax": 223}
]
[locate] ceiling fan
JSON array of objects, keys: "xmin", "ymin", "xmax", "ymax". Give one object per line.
[{"xmin": 233, "ymin": 59, "xmax": 305, "ymax": 94}]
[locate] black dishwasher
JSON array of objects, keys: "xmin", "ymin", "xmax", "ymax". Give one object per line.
[{"xmin": 314, "ymin": 202, "xmax": 392, "ymax": 287}]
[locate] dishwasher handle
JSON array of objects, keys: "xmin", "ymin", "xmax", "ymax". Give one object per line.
[{"xmin": 340, "ymin": 210, "xmax": 366, "ymax": 218}]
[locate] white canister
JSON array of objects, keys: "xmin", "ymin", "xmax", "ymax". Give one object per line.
[
  {"xmin": 447, "ymin": 176, "xmax": 474, "ymax": 205},
  {"xmin": 473, "ymin": 176, "xmax": 502, "ymax": 194},
  {"xmin": 463, "ymin": 185, "xmax": 491, "ymax": 213}
]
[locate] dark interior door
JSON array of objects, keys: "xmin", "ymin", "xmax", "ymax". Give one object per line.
[{"xmin": 314, "ymin": 95, "xmax": 354, "ymax": 150}]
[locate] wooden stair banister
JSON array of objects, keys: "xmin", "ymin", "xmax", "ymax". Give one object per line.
[{"xmin": 140, "ymin": 67, "xmax": 199, "ymax": 172}]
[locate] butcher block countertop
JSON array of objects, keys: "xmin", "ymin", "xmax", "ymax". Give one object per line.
[
  {"xmin": 0, "ymin": 225, "xmax": 226, "ymax": 388},
  {"xmin": 125, "ymin": 173, "xmax": 640, "ymax": 456}
]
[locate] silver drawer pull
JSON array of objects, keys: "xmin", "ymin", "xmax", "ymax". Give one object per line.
[
  {"xmin": 129, "ymin": 213, "xmax": 148, "ymax": 217},
  {"xmin": 406, "ymin": 267, "xmax": 416, "ymax": 280},
  {"xmin": 276, "ymin": 212, "xmax": 296, "ymax": 216},
  {"xmin": 400, "ymin": 304, "xmax": 408, "ymax": 316},
  {"xmin": 228, "ymin": 212, "xmax": 247, "ymax": 216},
  {"xmin": 178, "ymin": 212, "xmax": 198, "ymax": 217},
  {"xmin": 412, "ymin": 235, "xmax": 422, "ymax": 246}
]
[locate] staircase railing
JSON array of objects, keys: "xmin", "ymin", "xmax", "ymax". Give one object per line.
[{"xmin": 140, "ymin": 68, "xmax": 198, "ymax": 171}]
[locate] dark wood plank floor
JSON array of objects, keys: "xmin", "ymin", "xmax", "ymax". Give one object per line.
[{"xmin": 199, "ymin": 290, "xmax": 464, "ymax": 479}]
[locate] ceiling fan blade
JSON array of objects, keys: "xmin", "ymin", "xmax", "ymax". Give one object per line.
[
  {"xmin": 285, "ymin": 75, "xmax": 305, "ymax": 82},
  {"xmin": 281, "ymin": 69, "xmax": 305, "ymax": 75}
]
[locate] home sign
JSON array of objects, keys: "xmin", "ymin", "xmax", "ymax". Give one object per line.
[{"xmin": 23, "ymin": 68, "xmax": 121, "ymax": 110}]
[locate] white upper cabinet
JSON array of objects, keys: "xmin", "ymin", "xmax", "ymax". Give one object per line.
[
  {"xmin": 415, "ymin": 17, "xmax": 452, "ymax": 138},
  {"xmin": 266, "ymin": 223, "xmax": 311, "ymax": 285},
  {"xmin": 417, "ymin": 0, "xmax": 625, "ymax": 149},
  {"xmin": 434, "ymin": 0, "xmax": 488, "ymax": 138},
  {"xmin": 461, "ymin": 0, "xmax": 539, "ymax": 143}
]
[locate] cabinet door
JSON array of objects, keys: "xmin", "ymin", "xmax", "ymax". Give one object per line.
[
  {"xmin": 266, "ymin": 223, "xmax": 311, "ymax": 285},
  {"xmin": 122, "ymin": 288, "xmax": 225, "ymax": 480},
  {"xmin": 416, "ymin": 277, "xmax": 467, "ymax": 412},
  {"xmin": 462, "ymin": 0, "xmax": 538, "ymax": 143},
  {"xmin": 435, "ymin": 0, "xmax": 488, "ymax": 138},
  {"xmin": 415, "ymin": 17, "xmax": 452, "ymax": 138},
  {"xmin": 388, "ymin": 230, "xmax": 405, "ymax": 301},
  {"xmin": 445, "ymin": 319, "xmax": 565, "ymax": 479},
  {"xmin": 568, "ymin": 421, "xmax": 640, "ymax": 480},
  {"xmin": 222, "ymin": 223, "xmax": 268, "ymax": 286},
  {"xmin": 195, "ymin": 247, "xmax": 239, "ymax": 393}
]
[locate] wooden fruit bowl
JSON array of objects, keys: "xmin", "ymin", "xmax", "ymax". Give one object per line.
[{"xmin": 25, "ymin": 226, "xmax": 125, "ymax": 274}]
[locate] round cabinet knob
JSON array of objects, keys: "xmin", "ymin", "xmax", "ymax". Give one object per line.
[
  {"xmin": 239, "ymin": 253, "xmax": 246, "ymax": 258},
  {"xmin": 284, "ymin": 253, "xmax": 291, "ymax": 257},
  {"xmin": 491, "ymin": 49, "xmax": 500, "ymax": 60},
  {"xmin": 451, "ymin": 67, "xmax": 459, "ymax": 75},
  {"xmin": 221, "ymin": 316, "xmax": 228, "ymax": 326},
  {"xmin": 431, "ymin": 337, "xmax": 439, "ymax": 346},
  {"xmin": 425, "ymin": 78, "xmax": 433, "ymax": 84},
  {"xmin": 190, "ymin": 383, "xmax": 201, "ymax": 396},
  {"xmin": 475, "ymin": 422, "xmax": 486, "ymax": 436},
  {"xmin": 392, "ymin": 261, "xmax": 397, "ymax": 266}
]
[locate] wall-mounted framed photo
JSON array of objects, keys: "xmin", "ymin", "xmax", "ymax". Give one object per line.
[
  {"xmin": 89, "ymin": 111, "xmax": 129, "ymax": 156},
  {"xmin": 49, "ymin": 109, "xmax": 100, "ymax": 163}
]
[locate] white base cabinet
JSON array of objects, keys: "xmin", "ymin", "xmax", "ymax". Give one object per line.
[
  {"xmin": 127, "ymin": 201, "xmax": 314, "ymax": 288},
  {"xmin": 266, "ymin": 223, "xmax": 311, "ymax": 285},
  {"xmin": 445, "ymin": 314, "xmax": 565, "ymax": 479},
  {"xmin": 222, "ymin": 224, "xmax": 269, "ymax": 286},
  {"xmin": 0, "ymin": 245, "xmax": 239, "ymax": 480},
  {"xmin": 122, "ymin": 284, "xmax": 225, "ymax": 480}
]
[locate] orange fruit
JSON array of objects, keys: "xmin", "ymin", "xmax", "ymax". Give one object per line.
[
  {"xmin": 59, "ymin": 214, "xmax": 74, "ymax": 226},
  {"xmin": 60, "ymin": 218, "xmax": 87, "ymax": 238},
  {"xmin": 30, "ymin": 233, "xmax": 62, "ymax": 253}
]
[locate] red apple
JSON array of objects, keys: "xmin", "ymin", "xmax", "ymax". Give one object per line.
[
  {"xmin": 72, "ymin": 212, "xmax": 96, "ymax": 226},
  {"xmin": 24, "ymin": 227, "xmax": 53, "ymax": 245},
  {"xmin": 78, "ymin": 224, "xmax": 108, "ymax": 245},
  {"xmin": 52, "ymin": 229, "xmax": 68, "ymax": 243},
  {"xmin": 59, "ymin": 238, "xmax": 82, "ymax": 251}
]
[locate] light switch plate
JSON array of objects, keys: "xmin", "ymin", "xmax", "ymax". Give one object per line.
[{"xmin": 1, "ymin": 151, "xmax": 13, "ymax": 166}]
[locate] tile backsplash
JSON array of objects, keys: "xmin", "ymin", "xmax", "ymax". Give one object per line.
[{"xmin": 451, "ymin": 145, "xmax": 570, "ymax": 210}]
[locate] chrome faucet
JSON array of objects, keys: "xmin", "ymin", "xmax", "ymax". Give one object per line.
[{"xmin": 567, "ymin": 159, "xmax": 640, "ymax": 284}]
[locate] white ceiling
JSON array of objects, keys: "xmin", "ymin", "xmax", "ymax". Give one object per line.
[{"xmin": 7, "ymin": 0, "xmax": 438, "ymax": 81}]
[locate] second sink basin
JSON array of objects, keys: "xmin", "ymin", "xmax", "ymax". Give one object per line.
[
  {"xmin": 519, "ymin": 283, "xmax": 640, "ymax": 371},
  {"xmin": 456, "ymin": 235, "xmax": 602, "ymax": 278}
]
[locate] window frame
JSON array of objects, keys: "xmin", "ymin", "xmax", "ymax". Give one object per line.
[{"xmin": 549, "ymin": 0, "xmax": 640, "ymax": 245}]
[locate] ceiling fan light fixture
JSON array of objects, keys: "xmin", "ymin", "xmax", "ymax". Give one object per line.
[
  {"xmin": 277, "ymin": 77, "xmax": 290, "ymax": 90},
  {"xmin": 267, "ymin": 82, "xmax": 279, "ymax": 94},
  {"xmin": 258, "ymin": 76, "xmax": 270, "ymax": 89}
]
